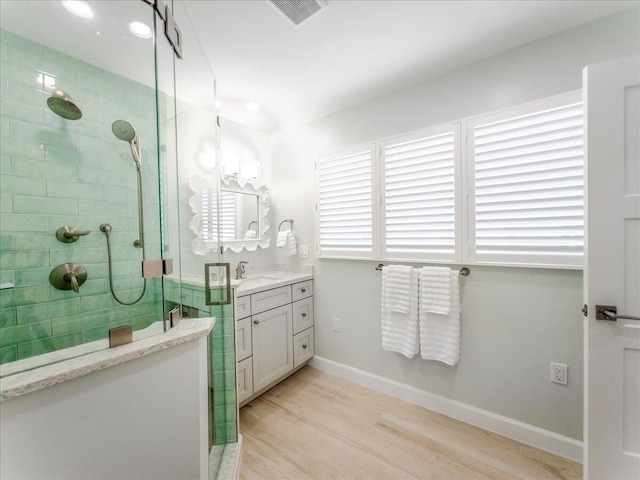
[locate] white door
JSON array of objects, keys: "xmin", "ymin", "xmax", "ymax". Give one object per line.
[{"xmin": 584, "ymin": 56, "xmax": 640, "ymax": 479}]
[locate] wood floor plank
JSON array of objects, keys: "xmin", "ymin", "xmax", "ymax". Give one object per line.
[{"xmin": 239, "ymin": 366, "xmax": 582, "ymax": 480}]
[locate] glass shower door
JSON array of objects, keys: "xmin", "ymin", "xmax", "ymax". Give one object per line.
[{"xmin": 0, "ymin": 1, "xmax": 167, "ymax": 374}]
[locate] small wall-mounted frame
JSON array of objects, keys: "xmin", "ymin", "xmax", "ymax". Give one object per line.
[{"xmin": 205, "ymin": 263, "xmax": 231, "ymax": 305}]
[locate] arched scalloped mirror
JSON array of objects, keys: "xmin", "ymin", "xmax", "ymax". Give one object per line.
[{"xmin": 189, "ymin": 176, "xmax": 270, "ymax": 254}]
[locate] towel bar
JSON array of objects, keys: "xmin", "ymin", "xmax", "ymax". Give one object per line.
[
  {"xmin": 278, "ymin": 218, "xmax": 294, "ymax": 231},
  {"xmin": 375, "ymin": 263, "xmax": 470, "ymax": 276}
]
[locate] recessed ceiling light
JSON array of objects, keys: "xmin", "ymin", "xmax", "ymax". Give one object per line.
[
  {"xmin": 62, "ymin": 1, "xmax": 94, "ymax": 19},
  {"xmin": 129, "ymin": 21, "xmax": 152, "ymax": 39},
  {"xmin": 245, "ymin": 101, "xmax": 260, "ymax": 111}
]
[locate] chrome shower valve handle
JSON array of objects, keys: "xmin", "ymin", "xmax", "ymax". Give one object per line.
[{"xmin": 56, "ymin": 226, "xmax": 91, "ymax": 243}]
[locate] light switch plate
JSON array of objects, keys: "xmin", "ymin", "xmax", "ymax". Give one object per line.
[{"xmin": 299, "ymin": 245, "xmax": 309, "ymax": 258}]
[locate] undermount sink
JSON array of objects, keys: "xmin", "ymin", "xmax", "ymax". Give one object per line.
[
  {"xmin": 236, "ymin": 271, "xmax": 300, "ymax": 293},
  {"xmin": 240, "ymin": 273, "xmax": 287, "ymax": 283},
  {"xmin": 235, "ymin": 270, "xmax": 313, "ymax": 295}
]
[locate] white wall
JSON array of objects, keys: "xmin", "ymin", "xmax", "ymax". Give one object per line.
[
  {"xmin": 173, "ymin": 108, "xmax": 275, "ymax": 278},
  {"xmin": 0, "ymin": 337, "xmax": 209, "ymax": 480},
  {"xmin": 269, "ymin": 8, "xmax": 640, "ymax": 441}
]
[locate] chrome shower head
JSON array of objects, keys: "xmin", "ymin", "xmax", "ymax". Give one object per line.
[
  {"xmin": 47, "ymin": 90, "xmax": 82, "ymax": 120},
  {"xmin": 112, "ymin": 120, "xmax": 142, "ymax": 171},
  {"xmin": 112, "ymin": 120, "xmax": 136, "ymax": 142}
]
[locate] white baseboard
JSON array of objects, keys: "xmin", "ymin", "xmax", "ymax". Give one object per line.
[{"xmin": 309, "ymin": 356, "xmax": 583, "ymax": 463}]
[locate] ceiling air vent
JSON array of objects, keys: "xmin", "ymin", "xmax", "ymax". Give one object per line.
[{"xmin": 267, "ymin": 0, "xmax": 328, "ymax": 27}]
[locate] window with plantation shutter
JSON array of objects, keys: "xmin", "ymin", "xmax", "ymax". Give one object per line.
[
  {"xmin": 202, "ymin": 188, "xmax": 236, "ymax": 243},
  {"xmin": 316, "ymin": 145, "xmax": 375, "ymax": 257},
  {"xmin": 315, "ymin": 92, "xmax": 583, "ymax": 269},
  {"xmin": 467, "ymin": 93, "xmax": 584, "ymax": 267},
  {"xmin": 381, "ymin": 125, "xmax": 460, "ymax": 261}
]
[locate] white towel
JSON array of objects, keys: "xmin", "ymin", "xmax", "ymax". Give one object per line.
[
  {"xmin": 278, "ymin": 229, "xmax": 297, "ymax": 256},
  {"xmin": 381, "ymin": 268, "xmax": 419, "ymax": 359},
  {"xmin": 382, "ymin": 265, "xmax": 413, "ymax": 314},
  {"xmin": 244, "ymin": 229, "xmax": 257, "ymax": 239},
  {"xmin": 419, "ymin": 270, "xmax": 460, "ymax": 366},
  {"xmin": 285, "ymin": 230, "xmax": 297, "ymax": 256},
  {"xmin": 420, "ymin": 266, "xmax": 452, "ymax": 315},
  {"xmin": 276, "ymin": 230, "xmax": 288, "ymax": 247}
]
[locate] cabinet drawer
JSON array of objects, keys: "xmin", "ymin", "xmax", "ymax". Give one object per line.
[
  {"xmin": 237, "ymin": 357, "xmax": 253, "ymax": 404},
  {"xmin": 251, "ymin": 285, "xmax": 292, "ymax": 315},
  {"xmin": 292, "ymin": 280, "xmax": 313, "ymax": 302},
  {"xmin": 293, "ymin": 327, "xmax": 314, "ymax": 368},
  {"xmin": 235, "ymin": 295, "xmax": 252, "ymax": 320},
  {"xmin": 292, "ymin": 297, "xmax": 314, "ymax": 335},
  {"xmin": 236, "ymin": 317, "xmax": 252, "ymax": 361}
]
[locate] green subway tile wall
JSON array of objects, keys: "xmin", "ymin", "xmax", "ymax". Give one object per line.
[
  {"xmin": 0, "ymin": 29, "xmax": 164, "ymax": 365},
  {"xmin": 165, "ymin": 279, "xmax": 238, "ymax": 446}
]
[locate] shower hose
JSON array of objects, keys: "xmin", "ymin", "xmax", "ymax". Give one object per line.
[{"xmin": 101, "ymin": 223, "xmax": 147, "ymax": 306}]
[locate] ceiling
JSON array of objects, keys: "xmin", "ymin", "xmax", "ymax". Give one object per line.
[
  {"xmin": 0, "ymin": 1, "xmax": 636, "ymax": 135},
  {"xmin": 183, "ymin": 0, "xmax": 636, "ymax": 133}
]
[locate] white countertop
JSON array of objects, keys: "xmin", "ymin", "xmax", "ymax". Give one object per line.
[
  {"xmin": 0, "ymin": 318, "xmax": 215, "ymax": 401},
  {"xmin": 236, "ymin": 271, "xmax": 313, "ymax": 296}
]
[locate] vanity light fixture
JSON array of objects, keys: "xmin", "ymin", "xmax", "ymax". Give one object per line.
[
  {"xmin": 62, "ymin": 0, "xmax": 94, "ymax": 18},
  {"xmin": 129, "ymin": 21, "xmax": 153, "ymax": 39}
]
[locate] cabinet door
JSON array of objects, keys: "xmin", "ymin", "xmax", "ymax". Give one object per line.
[
  {"xmin": 292, "ymin": 297, "xmax": 314, "ymax": 335},
  {"xmin": 237, "ymin": 357, "xmax": 253, "ymax": 404},
  {"xmin": 236, "ymin": 317, "xmax": 252, "ymax": 362},
  {"xmin": 251, "ymin": 304, "xmax": 293, "ymax": 392}
]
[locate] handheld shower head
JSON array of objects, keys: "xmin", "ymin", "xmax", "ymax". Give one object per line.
[
  {"xmin": 112, "ymin": 120, "xmax": 142, "ymax": 170},
  {"xmin": 112, "ymin": 120, "xmax": 136, "ymax": 142}
]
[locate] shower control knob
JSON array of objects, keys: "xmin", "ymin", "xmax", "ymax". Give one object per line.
[
  {"xmin": 56, "ymin": 226, "xmax": 91, "ymax": 243},
  {"xmin": 50, "ymin": 264, "xmax": 87, "ymax": 293}
]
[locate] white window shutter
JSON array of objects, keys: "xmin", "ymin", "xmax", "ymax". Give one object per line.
[
  {"xmin": 381, "ymin": 125, "xmax": 460, "ymax": 261},
  {"xmin": 316, "ymin": 145, "xmax": 375, "ymax": 258},
  {"xmin": 467, "ymin": 94, "xmax": 584, "ymax": 267},
  {"xmin": 202, "ymin": 188, "xmax": 236, "ymax": 243}
]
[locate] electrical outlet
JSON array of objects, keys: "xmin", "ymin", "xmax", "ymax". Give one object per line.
[
  {"xmin": 332, "ymin": 317, "xmax": 341, "ymax": 332},
  {"xmin": 551, "ymin": 362, "xmax": 568, "ymax": 385}
]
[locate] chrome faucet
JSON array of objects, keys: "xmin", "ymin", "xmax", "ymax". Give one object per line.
[{"xmin": 236, "ymin": 261, "xmax": 249, "ymax": 280}]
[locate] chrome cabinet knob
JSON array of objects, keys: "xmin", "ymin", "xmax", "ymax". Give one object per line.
[
  {"xmin": 301, "ymin": 312, "xmax": 307, "ymax": 317},
  {"xmin": 253, "ymin": 320, "xmax": 259, "ymax": 324},
  {"xmin": 301, "ymin": 288, "xmax": 306, "ymax": 293},
  {"xmin": 302, "ymin": 344, "xmax": 308, "ymax": 349}
]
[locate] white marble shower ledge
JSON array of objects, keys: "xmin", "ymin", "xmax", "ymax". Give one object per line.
[{"xmin": 0, "ymin": 317, "xmax": 215, "ymax": 401}]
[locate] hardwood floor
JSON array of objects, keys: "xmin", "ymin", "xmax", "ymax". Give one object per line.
[{"xmin": 239, "ymin": 366, "xmax": 582, "ymax": 480}]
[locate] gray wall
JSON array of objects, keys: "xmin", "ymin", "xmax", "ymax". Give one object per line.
[{"xmin": 268, "ymin": 8, "xmax": 640, "ymax": 441}]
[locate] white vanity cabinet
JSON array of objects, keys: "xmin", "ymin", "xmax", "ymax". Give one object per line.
[{"xmin": 235, "ymin": 278, "xmax": 314, "ymax": 406}]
